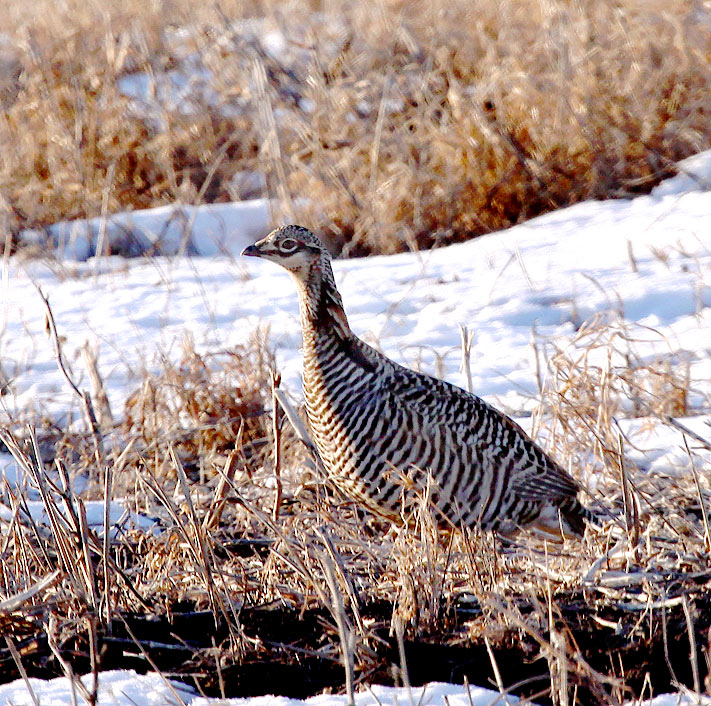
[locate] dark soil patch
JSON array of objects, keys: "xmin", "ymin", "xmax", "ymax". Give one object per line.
[{"xmin": 2, "ymin": 586, "xmax": 710, "ymax": 704}]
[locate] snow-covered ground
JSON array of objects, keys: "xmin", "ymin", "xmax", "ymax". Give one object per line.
[
  {"xmin": 17, "ymin": 200, "xmax": 271, "ymax": 260},
  {"xmin": 1, "ymin": 672, "xmax": 708, "ymax": 706},
  {"xmin": 1, "ymin": 153, "xmax": 710, "ymax": 704}
]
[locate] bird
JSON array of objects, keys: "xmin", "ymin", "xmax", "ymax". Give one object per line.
[{"xmin": 241, "ymin": 225, "xmax": 595, "ymax": 537}]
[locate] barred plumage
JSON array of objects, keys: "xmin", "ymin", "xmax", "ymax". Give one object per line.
[{"xmin": 242, "ymin": 225, "xmax": 594, "ymax": 536}]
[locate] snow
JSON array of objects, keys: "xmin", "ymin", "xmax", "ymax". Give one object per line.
[
  {"xmin": 651, "ymin": 150, "xmax": 711, "ymax": 197},
  {"xmin": 18, "ymin": 200, "xmax": 271, "ymax": 259},
  {"xmin": 0, "ymin": 670, "xmax": 195, "ymax": 706},
  {"xmin": 6, "ymin": 152, "xmax": 710, "ymax": 433},
  {"xmin": 115, "ymin": 18, "xmax": 344, "ymax": 128},
  {"xmin": 0, "ymin": 673, "xmax": 708, "ymax": 706},
  {"xmin": 0, "ymin": 499, "xmax": 158, "ymax": 537},
  {"xmin": 2, "ymin": 153, "xmax": 711, "ymax": 704}
]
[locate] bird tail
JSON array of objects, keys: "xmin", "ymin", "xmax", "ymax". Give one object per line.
[{"xmin": 562, "ymin": 496, "xmax": 600, "ymax": 536}]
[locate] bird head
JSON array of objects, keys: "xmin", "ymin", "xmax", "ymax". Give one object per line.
[{"xmin": 241, "ymin": 225, "xmax": 328, "ymax": 281}]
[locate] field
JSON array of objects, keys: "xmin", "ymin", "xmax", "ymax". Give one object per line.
[{"xmin": 1, "ymin": 1, "xmax": 711, "ymax": 705}]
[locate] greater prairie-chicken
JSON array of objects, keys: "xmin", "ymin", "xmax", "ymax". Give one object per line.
[{"xmin": 242, "ymin": 225, "xmax": 594, "ymax": 536}]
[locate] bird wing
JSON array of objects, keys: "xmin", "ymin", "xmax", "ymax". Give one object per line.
[
  {"xmin": 378, "ymin": 361, "xmax": 580, "ymax": 501},
  {"xmin": 509, "ymin": 465, "xmax": 580, "ymax": 501}
]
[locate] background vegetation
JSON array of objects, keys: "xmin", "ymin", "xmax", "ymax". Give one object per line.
[{"xmin": 1, "ymin": 0, "xmax": 710, "ymax": 254}]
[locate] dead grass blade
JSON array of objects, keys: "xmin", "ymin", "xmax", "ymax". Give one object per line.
[{"xmin": 33, "ymin": 284, "xmax": 104, "ymax": 471}]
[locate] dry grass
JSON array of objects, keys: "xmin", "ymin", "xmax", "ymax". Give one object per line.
[
  {"xmin": 532, "ymin": 315, "xmax": 694, "ymax": 476},
  {"xmin": 1, "ymin": 312, "xmax": 710, "ymax": 703},
  {"xmin": 122, "ymin": 333, "xmax": 278, "ymax": 479},
  {"xmin": 1, "ymin": 0, "xmax": 710, "ymax": 254}
]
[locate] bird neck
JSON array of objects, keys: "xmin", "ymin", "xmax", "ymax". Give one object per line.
[
  {"xmin": 295, "ymin": 260, "xmax": 379, "ymax": 383},
  {"xmin": 295, "ymin": 262, "xmax": 352, "ymax": 347}
]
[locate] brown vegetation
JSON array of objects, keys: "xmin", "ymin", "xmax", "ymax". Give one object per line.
[{"xmin": 1, "ymin": 0, "xmax": 710, "ymax": 255}]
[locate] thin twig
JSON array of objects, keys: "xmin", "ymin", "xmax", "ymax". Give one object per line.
[
  {"xmin": 316, "ymin": 527, "xmax": 364, "ymax": 634},
  {"xmin": 81, "ymin": 342, "xmax": 114, "ymax": 429},
  {"xmin": 319, "ymin": 549, "xmax": 356, "ymax": 706},
  {"xmin": 393, "ymin": 614, "xmax": 413, "ymax": 705},
  {"xmin": 203, "ymin": 445, "xmax": 240, "ymax": 531},
  {"xmin": 484, "ymin": 636, "xmax": 515, "ymax": 706},
  {"xmin": 617, "ymin": 431, "xmax": 639, "ymax": 553},
  {"xmin": 684, "ymin": 435, "xmax": 711, "ymax": 553},
  {"xmin": 34, "ymin": 284, "xmax": 104, "ymax": 471},
  {"xmin": 5, "ymin": 637, "xmax": 40, "ymax": 706},
  {"xmin": 271, "ymin": 370, "xmax": 283, "ymax": 521},
  {"xmin": 661, "ymin": 604, "xmax": 679, "ymax": 688},
  {"xmin": 272, "ymin": 387, "xmax": 329, "ymax": 478},
  {"xmin": 169, "ymin": 446, "xmax": 222, "ymax": 622},
  {"xmin": 102, "ymin": 458, "xmax": 114, "ymax": 626},
  {"xmin": 459, "ymin": 324, "xmax": 474, "ymax": 393},
  {"xmin": 87, "ymin": 613, "xmax": 100, "ymax": 706},
  {"xmin": 94, "ymin": 160, "xmax": 117, "ymax": 264},
  {"xmin": 118, "ymin": 616, "xmax": 191, "ymax": 706},
  {"xmin": 681, "ymin": 595, "xmax": 701, "ymax": 695},
  {"xmin": 0, "ymin": 569, "xmax": 61, "ymax": 613},
  {"xmin": 77, "ymin": 499, "xmax": 99, "ymax": 612},
  {"xmin": 662, "ymin": 414, "xmax": 711, "ymax": 451},
  {"xmin": 47, "ymin": 615, "xmax": 89, "ymax": 706}
]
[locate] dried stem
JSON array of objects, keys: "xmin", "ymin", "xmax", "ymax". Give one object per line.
[
  {"xmin": 34, "ymin": 284, "xmax": 104, "ymax": 472},
  {"xmin": 459, "ymin": 324, "xmax": 474, "ymax": 394},
  {"xmin": 319, "ymin": 548, "xmax": 356, "ymax": 706},
  {"xmin": 271, "ymin": 369, "xmax": 283, "ymax": 521}
]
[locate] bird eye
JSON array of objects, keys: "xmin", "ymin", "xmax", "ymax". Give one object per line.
[{"xmin": 279, "ymin": 238, "xmax": 298, "ymax": 253}]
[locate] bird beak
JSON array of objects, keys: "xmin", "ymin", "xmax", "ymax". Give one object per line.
[{"xmin": 241, "ymin": 241, "xmax": 263, "ymax": 258}]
